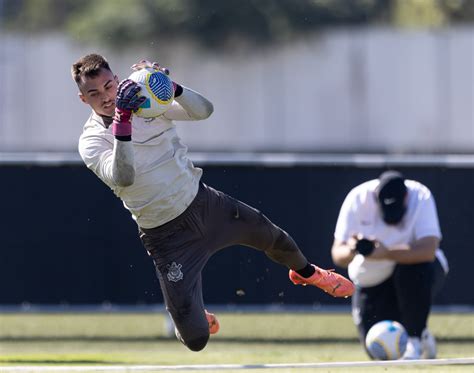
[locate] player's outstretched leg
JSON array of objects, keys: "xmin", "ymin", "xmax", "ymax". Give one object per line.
[
  {"xmin": 289, "ymin": 264, "xmax": 355, "ymax": 298},
  {"xmin": 200, "ymin": 184, "xmax": 355, "ymax": 298}
]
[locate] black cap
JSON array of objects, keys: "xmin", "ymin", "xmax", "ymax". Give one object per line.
[{"xmin": 376, "ymin": 170, "xmax": 407, "ymax": 224}]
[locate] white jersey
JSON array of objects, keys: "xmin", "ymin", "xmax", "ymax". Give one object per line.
[
  {"xmin": 78, "ymin": 97, "xmax": 204, "ymax": 229},
  {"xmin": 334, "ymin": 179, "xmax": 442, "ymax": 287}
]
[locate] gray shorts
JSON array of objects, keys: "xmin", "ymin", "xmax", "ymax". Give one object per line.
[{"xmin": 139, "ymin": 182, "xmax": 299, "ymax": 346}]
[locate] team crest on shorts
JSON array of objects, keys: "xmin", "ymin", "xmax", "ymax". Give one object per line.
[{"xmin": 166, "ymin": 262, "xmax": 183, "ymax": 282}]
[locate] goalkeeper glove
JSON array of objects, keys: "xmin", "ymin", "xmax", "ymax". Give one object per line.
[{"xmin": 112, "ymin": 79, "xmax": 146, "ymax": 139}]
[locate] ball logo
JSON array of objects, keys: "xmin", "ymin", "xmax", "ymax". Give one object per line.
[{"xmin": 147, "ymin": 71, "xmax": 173, "ymax": 104}]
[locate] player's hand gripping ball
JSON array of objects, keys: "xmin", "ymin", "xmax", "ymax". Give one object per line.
[
  {"xmin": 115, "ymin": 80, "xmax": 147, "ymax": 113},
  {"xmin": 128, "ymin": 67, "xmax": 174, "ymax": 118}
]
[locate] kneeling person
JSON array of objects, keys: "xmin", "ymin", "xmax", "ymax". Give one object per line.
[{"xmin": 331, "ymin": 171, "xmax": 448, "ymax": 359}]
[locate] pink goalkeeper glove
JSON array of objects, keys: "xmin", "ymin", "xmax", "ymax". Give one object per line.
[{"xmin": 112, "ymin": 79, "xmax": 147, "ymax": 138}]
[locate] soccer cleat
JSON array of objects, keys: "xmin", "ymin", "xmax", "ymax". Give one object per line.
[
  {"xmin": 205, "ymin": 309, "xmax": 220, "ymax": 335},
  {"xmin": 289, "ymin": 264, "xmax": 355, "ymax": 298},
  {"xmin": 402, "ymin": 337, "xmax": 422, "ymax": 360},
  {"xmin": 421, "ymin": 328, "xmax": 437, "ymax": 359}
]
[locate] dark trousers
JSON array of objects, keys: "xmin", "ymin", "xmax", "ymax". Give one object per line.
[
  {"xmin": 352, "ymin": 257, "xmax": 446, "ymax": 355},
  {"xmin": 139, "ymin": 182, "xmax": 307, "ymax": 351}
]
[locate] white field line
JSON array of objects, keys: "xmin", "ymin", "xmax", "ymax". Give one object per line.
[{"xmin": 1, "ymin": 357, "xmax": 473, "ymax": 371}]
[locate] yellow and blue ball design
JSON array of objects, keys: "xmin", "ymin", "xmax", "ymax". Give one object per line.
[
  {"xmin": 128, "ymin": 67, "xmax": 174, "ymax": 118},
  {"xmin": 365, "ymin": 320, "xmax": 408, "ymax": 360}
]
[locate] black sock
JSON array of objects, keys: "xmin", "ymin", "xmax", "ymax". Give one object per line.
[{"xmin": 295, "ymin": 263, "xmax": 315, "ymax": 278}]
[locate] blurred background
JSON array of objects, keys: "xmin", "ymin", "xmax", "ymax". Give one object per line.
[
  {"xmin": 3, "ymin": 0, "xmax": 474, "ymax": 153},
  {"xmin": 0, "ymin": 0, "xmax": 473, "ymax": 311}
]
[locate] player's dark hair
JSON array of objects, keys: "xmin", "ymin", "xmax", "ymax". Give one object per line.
[{"xmin": 71, "ymin": 53, "xmax": 112, "ymax": 85}]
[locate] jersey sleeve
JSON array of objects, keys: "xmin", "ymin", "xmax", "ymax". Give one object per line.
[
  {"xmin": 161, "ymin": 100, "xmax": 194, "ymax": 121},
  {"xmin": 78, "ymin": 134, "xmax": 115, "ymax": 187},
  {"xmin": 334, "ymin": 189, "xmax": 359, "ymax": 242},
  {"xmin": 414, "ymin": 189, "xmax": 442, "ymax": 240},
  {"xmin": 163, "ymin": 87, "xmax": 213, "ymax": 121}
]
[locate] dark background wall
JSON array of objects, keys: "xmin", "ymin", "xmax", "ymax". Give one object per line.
[{"xmin": 0, "ymin": 163, "xmax": 470, "ymax": 307}]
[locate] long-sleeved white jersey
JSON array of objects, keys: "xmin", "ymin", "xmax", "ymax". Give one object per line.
[{"xmin": 78, "ymin": 87, "xmax": 213, "ymax": 229}]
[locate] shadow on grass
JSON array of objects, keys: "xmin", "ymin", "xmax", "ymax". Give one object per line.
[{"xmin": 0, "ymin": 336, "xmax": 473, "ymax": 344}]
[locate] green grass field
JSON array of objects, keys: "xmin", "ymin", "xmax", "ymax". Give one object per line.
[{"xmin": 0, "ymin": 312, "xmax": 472, "ymax": 372}]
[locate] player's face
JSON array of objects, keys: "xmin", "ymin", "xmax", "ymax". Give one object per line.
[{"xmin": 78, "ymin": 68, "xmax": 118, "ymax": 117}]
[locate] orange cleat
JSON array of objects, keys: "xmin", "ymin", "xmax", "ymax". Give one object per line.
[
  {"xmin": 205, "ymin": 309, "xmax": 220, "ymax": 334},
  {"xmin": 289, "ymin": 264, "xmax": 355, "ymax": 298}
]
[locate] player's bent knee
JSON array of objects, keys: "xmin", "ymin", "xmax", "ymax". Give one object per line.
[
  {"xmin": 266, "ymin": 231, "xmax": 299, "ymax": 259},
  {"xmin": 185, "ymin": 334, "xmax": 209, "ymax": 352}
]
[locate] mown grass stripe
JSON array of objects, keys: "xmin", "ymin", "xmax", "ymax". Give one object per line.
[{"xmin": 0, "ymin": 358, "xmax": 473, "ymax": 371}]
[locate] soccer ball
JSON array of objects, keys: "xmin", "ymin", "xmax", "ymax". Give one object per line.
[
  {"xmin": 365, "ymin": 320, "xmax": 408, "ymax": 360},
  {"xmin": 128, "ymin": 67, "xmax": 174, "ymax": 118}
]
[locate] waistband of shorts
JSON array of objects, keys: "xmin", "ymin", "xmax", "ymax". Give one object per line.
[{"xmin": 139, "ymin": 182, "xmax": 206, "ymax": 234}]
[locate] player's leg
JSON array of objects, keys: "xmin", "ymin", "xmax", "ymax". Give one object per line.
[
  {"xmin": 393, "ymin": 262, "xmax": 433, "ymax": 359},
  {"xmin": 393, "ymin": 262, "xmax": 433, "ymax": 338},
  {"xmin": 228, "ymin": 199, "xmax": 309, "ymax": 269},
  {"xmin": 139, "ymin": 186, "xmax": 215, "ymax": 351},
  {"xmin": 422, "ymin": 252, "xmax": 449, "ymax": 359},
  {"xmin": 352, "ymin": 277, "xmax": 400, "ymax": 358},
  {"xmin": 201, "ymin": 183, "xmax": 354, "ymax": 297},
  {"xmin": 156, "ymin": 267, "xmax": 210, "ymax": 351},
  {"xmin": 198, "ymin": 183, "xmax": 306, "ymax": 267}
]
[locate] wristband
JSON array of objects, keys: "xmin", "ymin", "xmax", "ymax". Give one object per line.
[
  {"xmin": 114, "ymin": 135, "xmax": 132, "ymax": 142},
  {"xmin": 173, "ymin": 83, "xmax": 183, "ymax": 97},
  {"xmin": 112, "ymin": 108, "xmax": 132, "ymax": 138}
]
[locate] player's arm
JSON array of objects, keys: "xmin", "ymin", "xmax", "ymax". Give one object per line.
[
  {"xmin": 79, "ymin": 80, "xmax": 146, "ymax": 188},
  {"xmin": 332, "ymin": 188, "xmax": 361, "ymax": 268},
  {"xmin": 79, "ymin": 136, "xmax": 134, "ymax": 188},
  {"xmin": 163, "ymin": 85, "xmax": 214, "ymax": 121},
  {"xmin": 130, "ymin": 59, "xmax": 213, "ymax": 121},
  {"xmin": 367, "ymin": 236, "xmax": 439, "ymax": 264},
  {"xmin": 110, "ymin": 140, "xmax": 135, "ymax": 187},
  {"xmin": 331, "ymin": 237, "xmax": 357, "ymax": 268},
  {"xmin": 107, "ymin": 79, "xmax": 146, "ymax": 186}
]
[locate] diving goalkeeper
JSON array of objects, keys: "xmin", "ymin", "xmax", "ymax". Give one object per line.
[{"xmin": 72, "ymin": 53, "xmax": 354, "ymax": 352}]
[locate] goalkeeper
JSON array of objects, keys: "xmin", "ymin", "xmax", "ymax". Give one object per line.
[{"xmin": 71, "ymin": 53, "xmax": 354, "ymax": 352}]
